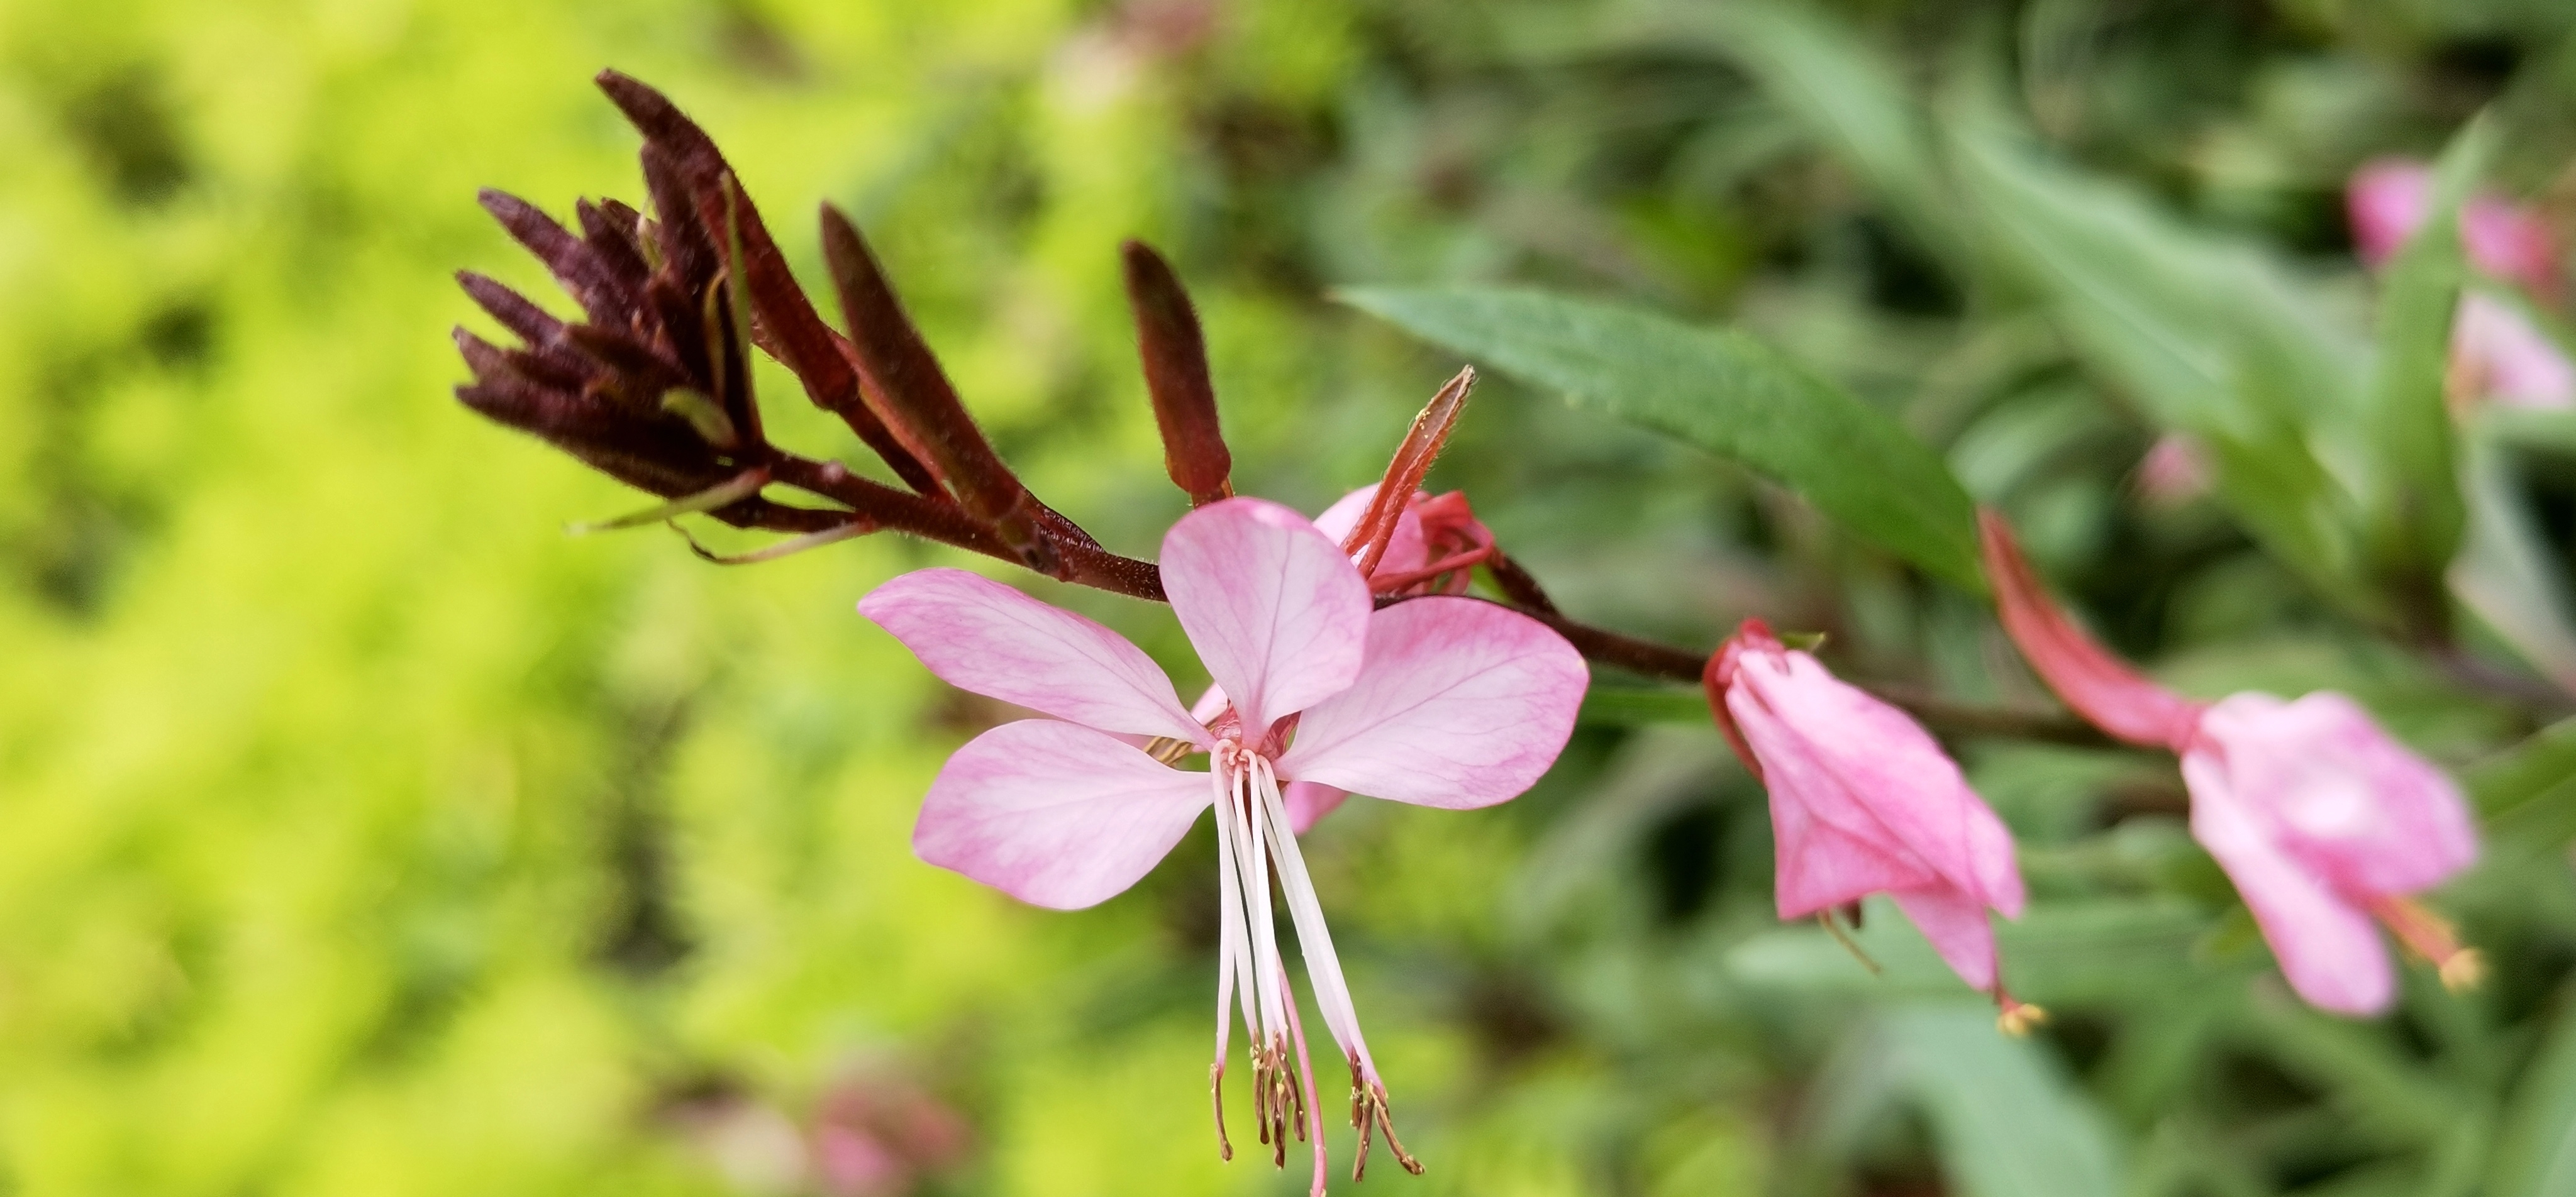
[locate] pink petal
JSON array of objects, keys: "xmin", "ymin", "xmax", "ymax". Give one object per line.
[
  {"xmin": 1890, "ymin": 883, "xmax": 2001, "ymax": 992},
  {"xmin": 1766, "ymin": 775, "xmax": 1937, "ymax": 917},
  {"xmin": 1284, "ymin": 782, "xmax": 1348, "ymax": 835},
  {"xmin": 2463, "ymin": 196, "xmax": 2562, "ymax": 296},
  {"xmin": 1159, "ymin": 497, "xmax": 1372, "ymax": 733},
  {"xmin": 860, "ymin": 568, "xmax": 1205, "ymax": 743},
  {"xmin": 1981, "ymin": 510, "xmax": 2204, "ymax": 749},
  {"xmin": 912, "ymin": 720, "xmax": 1213, "ymax": 910},
  {"xmin": 2455, "ymin": 295, "xmax": 2576, "ymax": 411},
  {"xmin": 2185, "ymin": 745, "xmax": 2396, "ymax": 1015},
  {"xmin": 1275, "ymin": 597, "xmax": 1587, "ymax": 807},
  {"xmin": 2348, "ymin": 160, "xmax": 2431, "ymax": 268},
  {"xmin": 1726, "ymin": 644, "xmax": 2025, "ymax": 916},
  {"xmin": 2192, "ymin": 692, "xmax": 2477, "ymax": 899}
]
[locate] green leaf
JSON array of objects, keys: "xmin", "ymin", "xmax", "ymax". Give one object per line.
[
  {"xmin": 2363, "ymin": 115, "xmax": 2496, "ymax": 584},
  {"xmin": 1883, "ymin": 1003, "xmax": 2124, "ymax": 1197},
  {"xmin": 1945, "ymin": 119, "xmax": 2379, "ymax": 615},
  {"xmin": 1342, "ymin": 285, "xmax": 1985, "ymax": 590},
  {"xmin": 2490, "ymin": 1001, "xmax": 2576, "ymax": 1197},
  {"xmin": 2467, "ymin": 716, "xmax": 2576, "ymax": 847},
  {"xmin": 2451, "ymin": 430, "xmax": 2576, "ymax": 695}
]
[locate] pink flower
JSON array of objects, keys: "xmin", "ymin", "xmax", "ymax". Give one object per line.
[
  {"xmin": 2451, "ymin": 294, "xmax": 2576, "ymax": 411},
  {"xmin": 1239, "ymin": 485, "xmax": 1504, "ymax": 834},
  {"xmin": 2348, "ymin": 160, "xmax": 2560, "ymax": 294},
  {"xmin": 2135, "ymin": 433, "xmax": 2214, "ymax": 507},
  {"xmin": 1703, "ymin": 619, "xmax": 2032, "ymax": 1015},
  {"xmin": 2349, "ymin": 159, "xmax": 2572, "ymax": 412},
  {"xmin": 811, "ymin": 1069, "xmax": 971, "ymax": 1197},
  {"xmin": 1980, "ymin": 510, "xmax": 2482, "ymax": 1015},
  {"xmin": 860, "ymin": 497, "xmax": 1585, "ymax": 1183}
]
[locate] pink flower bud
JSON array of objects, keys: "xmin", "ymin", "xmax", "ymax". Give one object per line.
[{"xmin": 1704, "ymin": 620, "xmax": 2026, "ymax": 995}]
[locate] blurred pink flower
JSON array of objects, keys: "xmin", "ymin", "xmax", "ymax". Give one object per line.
[
  {"xmin": 2350, "ymin": 160, "xmax": 2560, "ymax": 294},
  {"xmin": 2451, "ymin": 294, "xmax": 2576, "ymax": 411},
  {"xmin": 811, "ymin": 1071, "xmax": 971, "ymax": 1197},
  {"xmin": 2349, "ymin": 158, "xmax": 2571, "ymax": 412},
  {"xmin": 1981, "ymin": 511, "xmax": 2482, "ymax": 1015},
  {"xmin": 861, "ymin": 496, "xmax": 1585, "ymax": 1183},
  {"xmin": 1703, "ymin": 619, "xmax": 2031, "ymax": 1017},
  {"xmin": 2135, "ymin": 433, "xmax": 2215, "ymax": 507}
]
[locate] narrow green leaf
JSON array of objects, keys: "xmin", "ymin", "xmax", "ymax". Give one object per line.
[
  {"xmin": 1342, "ymin": 285, "xmax": 1985, "ymax": 590},
  {"xmin": 2489, "ymin": 1003, "xmax": 2576, "ymax": 1197},
  {"xmin": 1882, "ymin": 1004, "xmax": 2124, "ymax": 1197},
  {"xmin": 2451, "ymin": 430, "xmax": 2576, "ymax": 695},
  {"xmin": 1945, "ymin": 119, "xmax": 2379, "ymax": 615},
  {"xmin": 2365, "ymin": 116, "xmax": 2496, "ymax": 584},
  {"xmin": 2467, "ymin": 715, "xmax": 2576, "ymax": 825}
]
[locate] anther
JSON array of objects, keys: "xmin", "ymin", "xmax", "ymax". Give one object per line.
[
  {"xmin": 1996, "ymin": 989, "xmax": 2048, "ymax": 1037},
  {"xmin": 2369, "ymin": 895, "xmax": 2484, "ymax": 993},
  {"xmin": 1210, "ymin": 1061, "xmax": 1233, "ymax": 1162}
]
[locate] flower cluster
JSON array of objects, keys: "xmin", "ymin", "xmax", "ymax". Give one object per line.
[
  {"xmin": 2350, "ymin": 158, "xmax": 2570, "ymax": 413},
  {"xmin": 458, "ymin": 72, "xmax": 2497, "ymax": 1191}
]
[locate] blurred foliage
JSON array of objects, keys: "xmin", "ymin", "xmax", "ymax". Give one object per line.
[{"xmin": 7, "ymin": 1, "xmax": 2576, "ymax": 1195}]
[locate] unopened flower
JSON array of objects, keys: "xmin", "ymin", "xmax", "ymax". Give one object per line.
[
  {"xmin": 2348, "ymin": 158, "xmax": 2572, "ymax": 412},
  {"xmin": 1703, "ymin": 620, "xmax": 2033, "ymax": 1022},
  {"xmin": 1980, "ymin": 510, "xmax": 2481, "ymax": 1014},
  {"xmin": 860, "ymin": 497, "xmax": 1586, "ymax": 1184}
]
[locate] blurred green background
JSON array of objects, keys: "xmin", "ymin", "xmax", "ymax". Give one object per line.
[{"xmin": 9, "ymin": 1, "xmax": 2576, "ymax": 1194}]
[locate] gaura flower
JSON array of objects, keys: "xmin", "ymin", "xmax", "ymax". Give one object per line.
[
  {"xmin": 1238, "ymin": 484, "xmax": 1502, "ymax": 834},
  {"xmin": 1980, "ymin": 510, "xmax": 2482, "ymax": 1015},
  {"xmin": 860, "ymin": 497, "xmax": 1586, "ymax": 1184},
  {"xmin": 2135, "ymin": 433, "xmax": 2214, "ymax": 507},
  {"xmin": 1703, "ymin": 619, "xmax": 2035, "ymax": 1029},
  {"xmin": 2450, "ymin": 294, "xmax": 2576, "ymax": 411},
  {"xmin": 2350, "ymin": 159, "xmax": 2560, "ymax": 294},
  {"xmin": 2348, "ymin": 158, "xmax": 2572, "ymax": 412}
]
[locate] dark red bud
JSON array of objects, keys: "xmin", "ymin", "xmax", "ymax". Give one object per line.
[
  {"xmin": 1120, "ymin": 240, "xmax": 1233, "ymax": 506},
  {"xmin": 819, "ymin": 204, "xmax": 1059, "ymax": 575}
]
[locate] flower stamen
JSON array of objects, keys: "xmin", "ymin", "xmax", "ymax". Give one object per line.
[
  {"xmin": 2368, "ymin": 895, "xmax": 2485, "ymax": 993},
  {"xmin": 1349, "ymin": 1060, "xmax": 1425, "ymax": 1179},
  {"xmin": 1995, "ymin": 987, "xmax": 2048, "ymax": 1037}
]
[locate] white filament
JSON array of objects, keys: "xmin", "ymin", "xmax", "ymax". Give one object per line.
[
  {"xmin": 1214, "ymin": 751, "xmax": 1289, "ymax": 1052},
  {"xmin": 1251, "ymin": 754, "xmax": 1379, "ymax": 1082},
  {"xmin": 1209, "ymin": 765, "xmax": 1245, "ymax": 1066}
]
